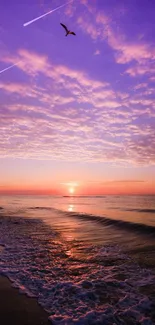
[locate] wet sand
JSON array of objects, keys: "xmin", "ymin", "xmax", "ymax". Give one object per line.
[{"xmin": 0, "ymin": 276, "xmax": 51, "ymax": 325}]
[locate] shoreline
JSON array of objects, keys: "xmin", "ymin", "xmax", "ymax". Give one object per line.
[{"xmin": 0, "ymin": 275, "xmax": 51, "ymax": 325}]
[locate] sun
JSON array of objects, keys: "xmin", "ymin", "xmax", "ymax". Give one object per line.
[{"xmin": 69, "ymin": 187, "xmax": 74, "ymax": 194}]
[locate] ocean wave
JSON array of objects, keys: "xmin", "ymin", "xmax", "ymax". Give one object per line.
[
  {"xmin": 51, "ymin": 209, "xmax": 155, "ymax": 236},
  {"xmin": 29, "ymin": 206, "xmax": 52, "ymax": 210},
  {"xmin": 123, "ymin": 208, "xmax": 155, "ymax": 214},
  {"xmin": 28, "ymin": 206, "xmax": 155, "ymax": 235},
  {"xmin": 0, "ymin": 215, "xmax": 155, "ymax": 324}
]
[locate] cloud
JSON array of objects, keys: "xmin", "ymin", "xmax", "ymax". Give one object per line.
[
  {"xmin": 74, "ymin": 3, "xmax": 155, "ymax": 77},
  {"xmin": 0, "ymin": 82, "xmax": 38, "ymax": 97},
  {"xmin": 0, "ymin": 48, "xmax": 110, "ymax": 107},
  {"xmin": 108, "ymin": 180, "xmax": 145, "ymax": 183},
  {"xmin": 60, "ymin": 182, "xmax": 79, "ymax": 187},
  {"xmin": 113, "ymin": 42, "xmax": 155, "ymax": 64},
  {"xmin": 150, "ymin": 76, "xmax": 155, "ymax": 82},
  {"xmin": 76, "ymin": 14, "xmax": 109, "ymax": 41},
  {"xmin": 0, "ymin": 49, "xmax": 155, "ymax": 165},
  {"xmin": 134, "ymin": 83, "xmax": 148, "ymax": 90},
  {"xmin": 125, "ymin": 62, "xmax": 155, "ymax": 77},
  {"xmin": 79, "ymin": 179, "xmax": 145, "ymax": 184},
  {"xmin": 94, "ymin": 49, "xmax": 100, "ymax": 55},
  {"xmin": 64, "ymin": 1, "xmax": 76, "ymax": 17}
]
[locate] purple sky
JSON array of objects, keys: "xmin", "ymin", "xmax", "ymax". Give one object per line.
[{"xmin": 0, "ymin": 0, "xmax": 155, "ymax": 194}]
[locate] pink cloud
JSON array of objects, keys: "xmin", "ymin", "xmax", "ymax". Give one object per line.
[
  {"xmin": 64, "ymin": 1, "xmax": 76, "ymax": 17},
  {"xmin": 75, "ymin": 8, "xmax": 155, "ymax": 70},
  {"xmin": 114, "ymin": 42, "xmax": 155, "ymax": 64},
  {"xmin": 0, "ymin": 48, "xmax": 155, "ymax": 165},
  {"xmin": 150, "ymin": 76, "xmax": 155, "ymax": 82},
  {"xmin": 77, "ymin": 16, "xmax": 102, "ymax": 40},
  {"xmin": 79, "ymin": 0, "xmax": 96, "ymax": 14},
  {"xmin": 134, "ymin": 83, "xmax": 148, "ymax": 90},
  {"xmin": 94, "ymin": 49, "xmax": 100, "ymax": 55},
  {"xmin": 125, "ymin": 63, "xmax": 155, "ymax": 77},
  {"xmin": 0, "ymin": 82, "xmax": 38, "ymax": 97},
  {"xmin": 0, "ymin": 49, "xmax": 110, "ymax": 106}
]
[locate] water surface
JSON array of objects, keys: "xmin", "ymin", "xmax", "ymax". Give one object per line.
[{"xmin": 0, "ymin": 195, "xmax": 155, "ymax": 324}]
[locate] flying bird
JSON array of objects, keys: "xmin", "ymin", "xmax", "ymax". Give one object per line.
[{"xmin": 60, "ymin": 23, "xmax": 76, "ymax": 36}]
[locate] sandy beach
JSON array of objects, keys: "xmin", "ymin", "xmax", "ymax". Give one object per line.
[{"xmin": 0, "ymin": 276, "xmax": 51, "ymax": 325}]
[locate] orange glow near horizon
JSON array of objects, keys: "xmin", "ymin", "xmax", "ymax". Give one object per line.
[{"xmin": 0, "ymin": 179, "xmax": 155, "ymax": 196}]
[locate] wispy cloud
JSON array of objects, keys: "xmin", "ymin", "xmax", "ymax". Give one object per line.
[
  {"xmin": 74, "ymin": 1, "xmax": 155, "ymax": 84},
  {"xmin": 94, "ymin": 49, "xmax": 100, "ymax": 55}
]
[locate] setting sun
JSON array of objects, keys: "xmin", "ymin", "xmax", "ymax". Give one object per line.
[{"xmin": 69, "ymin": 187, "xmax": 74, "ymax": 194}]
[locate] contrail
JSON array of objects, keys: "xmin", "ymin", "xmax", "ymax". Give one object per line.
[
  {"xmin": 0, "ymin": 61, "xmax": 21, "ymax": 75},
  {"xmin": 23, "ymin": 1, "xmax": 73, "ymax": 27}
]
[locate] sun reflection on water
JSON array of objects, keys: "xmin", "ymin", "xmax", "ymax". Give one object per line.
[{"xmin": 68, "ymin": 204, "xmax": 74, "ymax": 212}]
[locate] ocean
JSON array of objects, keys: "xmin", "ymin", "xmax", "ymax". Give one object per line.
[{"xmin": 0, "ymin": 195, "xmax": 155, "ymax": 324}]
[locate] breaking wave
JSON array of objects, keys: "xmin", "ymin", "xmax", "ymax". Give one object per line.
[
  {"xmin": 30, "ymin": 206, "xmax": 155, "ymax": 236},
  {"xmin": 69, "ymin": 211, "xmax": 155, "ymax": 235}
]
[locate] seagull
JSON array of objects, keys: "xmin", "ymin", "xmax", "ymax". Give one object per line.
[{"xmin": 60, "ymin": 23, "xmax": 76, "ymax": 36}]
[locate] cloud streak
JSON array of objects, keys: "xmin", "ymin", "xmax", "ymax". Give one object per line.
[
  {"xmin": 23, "ymin": 1, "xmax": 73, "ymax": 27},
  {"xmin": 0, "ymin": 61, "xmax": 22, "ymax": 75}
]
